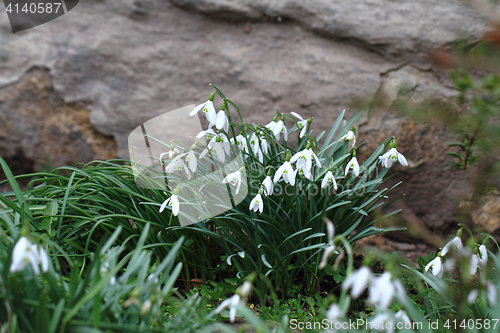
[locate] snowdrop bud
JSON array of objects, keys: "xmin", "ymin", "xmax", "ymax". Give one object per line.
[
  {"xmin": 272, "ymin": 115, "xmax": 277, "ymax": 122},
  {"xmin": 140, "ymin": 299, "xmax": 153, "ymax": 315},
  {"xmin": 191, "ymin": 143, "xmax": 197, "ymax": 150},
  {"xmin": 208, "ymin": 92, "xmax": 215, "ymax": 101},
  {"xmin": 389, "ymin": 139, "xmax": 397, "ymax": 149},
  {"xmin": 285, "ymin": 151, "xmax": 292, "ymax": 162},
  {"xmin": 238, "ymin": 281, "xmax": 252, "ymax": 298},
  {"xmin": 456, "ymin": 228, "xmax": 462, "ymax": 237},
  {"xmin": 220, "ymin": 102, "xmax": 226, "ymax": 110},
  {"xmin": 267, "ymin": 169, "xmax": 272, "ymax": 176},
  {"xmin": 307, "ymin": 117, "xmax": 313, "ymax": 123},
  {"xmin": 169, "ymin": 143, "xmax": 174, "ymax": 150},
  {"xmin": 305, "ymin": 140, "xmax": 312, "ymax": 149}
]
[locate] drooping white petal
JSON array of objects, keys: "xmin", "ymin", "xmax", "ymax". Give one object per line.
[
  {"xmin": 478, "ymin": 244, "xmax": 488, "ymax": 267},
  {"xmin": 397, "ymin": 151, "xmax": 408, "ymax": 167},
  {"xmin": 185, "ymin": 150, "xmax": 197, "ymax": 173},
  {"xmin": 487, "ymin": 281, "xmax": 497, "ymax": 305},
  {"xmin": 425, "ymin": 256, "xmax": 443, "ymax": 278},
  {"xmin": 216, "ymin": 110, "xmax": 228, "ymax": 131},
  {"xmin": 189, "ymin": 102, "xmax": 206, "ymax": 116},
  {"xmin": 10, "ymin": 237, "xmax": 31, "ymax": 273},
  {"xmin": 37, "ymin": 246, "xmax": 49, "ymax": 273},
  {"xmin": 261, "ymin": 176, "xmax": 274, "ymax": 196},
  {"xmin": 441, "ymin": 236, "xmax": 463, "ymax": 256},
  {"xmin": 469, "ymin": 254, "xmax": 479, "ymax": 275},
  {"xmin": 343, "ymin": 266, "xmax": 372, "ymax": 298},
  {"xmin": 170, "ymin": 195, "xmax": 180, "ymax": 216},
  {"xmin": 159, "ymin": 196, "xmax": 171, "ymax": 213},
  {"xmin": 467, "ymin": 289, "xmax": 479, "ymax": 304}
]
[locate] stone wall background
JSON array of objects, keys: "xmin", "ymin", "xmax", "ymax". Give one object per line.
[{"xmin": 0, "ymin": 0, "xmax": 492, "ymax": 239}]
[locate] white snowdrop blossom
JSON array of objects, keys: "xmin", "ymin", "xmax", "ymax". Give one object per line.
[
  {"xmin": 379, "ymin": 148, "xmax": 408, "ymax": 168},
  {"xmin": 371, "ymin": 312, "xmax": 395, "ymax": 333},
  {"xmin": 261, "ymin": 176, "xmax": 274, "ymax": 196},
  {"xmin": 189, "ymin": 99, "xmax": 216, "ymax": 127},
  {"xmin": 469, "ymin": 253, "xmax": 479, "ymax": 275},
  {"xmin": 159, "ymin": 147, "xmax": 180, "ymax": 162},
  {"xmin": 265, "ymin": 119, "xmax": 277, "ymax": 131},
  {"xmin": 319, "ymin": 220, "xmax": 336, "ymax": 269},
  {"xmin": 10, "ymin": 237, "xmax": 49, "ymax": 275},
  {"xmin": 326, "ymin": 304, "xmax": 344, "ymax": 332},
  {"xmin": 160, "ymin": 193, "xmax": 180, "ymax": 216},
  {"xmin": 467, "ymin": 289, "xmax": 479, "ymax": 304},
  {"xmin": 232, "ymin": 134, "xmax": 249, "ymax": 154},
  {"xmin": 321, "ymin": 171, "xmax": 337, "ymax": 190},
  {"xmin": 196, "ymin": 128, "xmax": 217, "ymax": 141},
  {"xmin": 215, "ymin": 294, "xmax": 241, "ymax": 323},
  {"xmin": 425, "ymin": 256, "xmax": 444, "ymax": 278},
  {"xmin": 291, "ymin": 112, "xmax": 308, "ymax": 138},
  {"xmin": 222, "ymin": 169, "xmax": 243, "ymax": 195},
  {"xmin": 100, "ymin": 261, "xmax": 116, "ymax": 285},
  {"xmin": 201, "ymin": 141, "xmax": 227, "ymax": 163},
  {"xmin": 290, "ymin": 148, "xmax": 322, "ymax": 172},
  {"xmin": 487, "ymin": 281, "xmax": 497, "ymax": 305},
  {"xmin": 272, "ymin": 119, "xmax": 288, "ymax": 141},
  {"xmin": 478, "ymin": 244, "xmax": 488, "ymax": 267},
  {"xmin": 249, "ymin": 193, "xmax": 264, "ymax": 213},
  {"xmin": 273, "ymin": 161, "xmax": 297, "ymax": 186},
  {"xmin": 441, "ymin": 236, "xmax": 464, "ymax": 256},
  {"xmin": 215, "ymin": 110, "xmax": 229, "ymax": 132},
  {"xmin": 343, "ymin": 266, "xmax": 372, "ymax": 298},
  {"xmin": 185, "ymin": 149, "xmax": 197, "ymax": 173},
  {"xmin": 345, "ymin": 156, "xmax": 360, "ymax": 177},
  {"xmin": 395, "ymin": 310, "xmax": 411, "ymax": 326},
  {"xmin": 368, "ymin": 272, "xmax": 395, "ymax": 309},
  {"xmin": 338, "ymin": 130, "xmax": 356, "ymax": 148}
]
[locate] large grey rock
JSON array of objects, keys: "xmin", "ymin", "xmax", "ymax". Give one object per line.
[{"xmin": 0, "ymin": 0, "xmax": 491, "ymax": 233}]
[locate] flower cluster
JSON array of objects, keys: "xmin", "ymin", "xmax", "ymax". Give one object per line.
[{"xmin": 157, "ymin": 92, "xmax": 408, "ymax": 218}]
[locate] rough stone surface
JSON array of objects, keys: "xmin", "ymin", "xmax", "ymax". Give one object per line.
[{"xmin": 0, "ymin": 0, "xmax": 492, "ymax": 233}]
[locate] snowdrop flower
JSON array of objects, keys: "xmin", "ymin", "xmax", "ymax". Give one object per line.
[
  {"xmin": 467, "ymin": 289, "xmax": 479, "ymax": 304},
  {"xmin": 215, "ymin": 294, "xmax": 242, "ymax": 323},
  {"xmin": 395, "ymin": 310, "xmax": 411, "ymax": 326},
  {"xmin": 196, "ymin": 128, "xmax": 217, "ymax": 141},
  {"xmin": 273, "ymin": 160, "xmax": 296, "ymax": 186},
  {"xmin": 345, "ymin": 153, "xmax": 360, "ymax": 177},
  {"xmin": 290, "ymin": 146, "xmax": 322, "ymax": 172},
  {"xmin": 343, "ymin": 266, "xmax": 372, "ymax": 298},
  {"xmin": 425, "ymin": 255, "xmax": 444, "ymax": 278},
  {"xmin": 160, "ymin": 190, "xmax": 180, "ymax": 216},
  {"xmin": 319, "ymin": 219, "xmax": 336, "ymax": 269},
  {"xmin": 201, "ymin": 136, "xmax": 229, "ymax": 163},
  {"xmin": 10, "ymin": 237, "xmax": 49, "ymax": 275},
  {"xmin": 232, "ymin": 134, "xmax": 249, "ymax": 154},
  {"xmin": 368, "ymin": 272, "xmax": 395, "ymax": 309},
  {"xmin": 185, "ymin": 147, "xmax": 197, "ymax": 173},
  {"xmin": 100, "ymin": 261, "xmax": 116, "ymax": 285},
  {"xmin": 326, "ymin": 304, "xmax": 344, "ymax": 332},
  {"xmin": 487, "ymin": 281, "xmax": 497, "ymax": 305},
  {"xmin": 441, "ymin": 230, "xmax": 463, "ymax": 256},
  {"xmin": 290, "ymin": 112, "xmax": 309, "ymax": 138},
  {"xmin": 189, "ymin": 92, "xmax": 217, "ymax": 127},
  {"xmin": 478, "ymin": 244, "xmax": 488, "ymax": 267},
  {"xmin": 140, "ymin": 299, "xmax": 153, "ymax": 315},
  {"xmin": 272, "ymin": 116, "xmax": 288, "ymax": 141},
  {"xmin": 261, "ymin": 175, "xmax": 274, "ymax": 196},
  {"xmin": 379, "ymin": 139, "xmax": 408, "ymax": 168},
  {"xmin": 265, "ymin": 116, "xmax": 277, "ymax": 132},
  {"xmin": 159, "ymin": 144, "xmax": 180, "ymax": 161},
  {"xmin": 249, "ymin": 193, "xmax": 264, "ymax": 213},
  {"xmin": 371, "ymin": 312, "xmax": 395, "ymax": 333},
  {"xmin": 222, "ymin": 167, "xmax": 244, "ymax": 195},
  {"xmin": 164, "ymin": 154, "xmax": 191, "ymax": 179},
  {"xmin": 321, "ymin": 170, "xmax": 337, "ymax": 190},
  {"xmin": 469, "ymin": 253, "xmax": 479, "ymax": 275},
  {"xmin": 338, "ymin": 127, "xmax": 356, "ymax": 148},
  {"xmin": 215, "ymin": 108, "xmax": 229, "ymax": 132}
]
